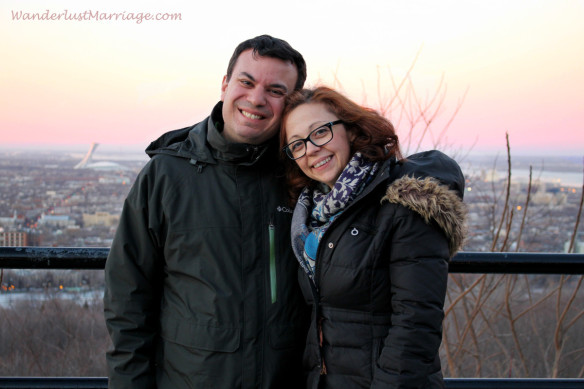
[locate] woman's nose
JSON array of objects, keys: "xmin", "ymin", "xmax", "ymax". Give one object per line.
[{"xmin": 305, "ymin": 141, "xmax": 321, "ymax": 155}]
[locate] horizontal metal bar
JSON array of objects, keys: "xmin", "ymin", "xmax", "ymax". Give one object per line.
[
  {"xmin": 1, "ymin": 377, "xmax": 584, "ymax": 389},
  {"xmin": 449, "ymin": 252, "xmax": 584, "ymax": 275},
  {"xmin": 445, "ymin": 378, "xmax": 584, "ymax": 389},
  {"xmin": 0, "ymin": 247, "xmax": 108, "ymax": 269},
  {"xmin": 1, "ymin": 247, "xmax": 583, "ymax": 275},
  {"xmin": 0, "ymin": 377, "xmax": 107, "ymax": 388}
]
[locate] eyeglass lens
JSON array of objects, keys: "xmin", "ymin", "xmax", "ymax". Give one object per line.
[{"xmin": 287, "ymin": 124, "xmax": 333, "ymax": 159}]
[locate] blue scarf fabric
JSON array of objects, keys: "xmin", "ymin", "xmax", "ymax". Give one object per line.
[{"xmin": 291, "ymin": 152, "xmax": 379, "ymax": 280}]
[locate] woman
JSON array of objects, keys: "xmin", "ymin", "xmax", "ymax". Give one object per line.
[{"xmin": 279, "ymin": 87, "xmax": 466, "ymax": 389}]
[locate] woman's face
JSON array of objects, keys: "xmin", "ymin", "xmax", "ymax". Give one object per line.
[{"xmin": 284, "ymin": 102, "xmax": 355, "ymax": 189}]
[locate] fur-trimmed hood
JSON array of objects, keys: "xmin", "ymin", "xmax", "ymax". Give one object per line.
[{"xmin": 382, "ymin": 175, "xmax": 467, "ymax": 257}]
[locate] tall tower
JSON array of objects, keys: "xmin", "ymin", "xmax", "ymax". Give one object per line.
[{"xmin": 74, "ymin": 142, "xmax": 99, "ymax": 169}]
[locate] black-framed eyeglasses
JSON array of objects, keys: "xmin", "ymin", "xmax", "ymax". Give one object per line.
[{"xmin": 283, "ymin": 120, "xmax": 343, "ymax": 160}]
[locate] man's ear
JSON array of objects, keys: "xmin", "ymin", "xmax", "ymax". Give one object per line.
[{"xmin": 220, "ymin": 75, "xmax": 228, "ymax": 101}]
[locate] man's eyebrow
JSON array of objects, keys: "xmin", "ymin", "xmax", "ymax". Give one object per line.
[
  {"xmin": 239, "ymin": 72, "xmax": 289, "ymax": 93},
  {"xmin": 240, "ymin": 72, "xmax": 256, "ymax": 82},
  {"xmin": 270, "ymin": 83, "xmax": 289, "ymax": 93}
]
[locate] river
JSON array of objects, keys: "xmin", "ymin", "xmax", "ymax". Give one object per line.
[{"xmin": 0, "ymin": 288, "xmax": 103, "ymax": 308}]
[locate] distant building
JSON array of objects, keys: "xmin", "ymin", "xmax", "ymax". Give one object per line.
[
  {"xmin": 0, "ymin": 211, "xmax": 17, "ymax": 227},
  {"xmin": 74, "ymin": 142, "xmax": 99, "ymax": 169},
  {"xmin": 37, "ymin": 213, "xmax": 76, "ymax": 228},
  {"xmin": 0, "ymin": 230, "xmax": 27, "ymax": 246},
  {"xmin": 531, "ymin": 191, "xmax": 567, "ymax": 206},
  {"xmin": 482, "ymin": 169, "xmax": 499, "ymax": 182},
  {"xmin": 74, "ymin": 142, "xmax": 131, "ymax": 171},
  {"xmin": 98, "ymin": 176, "xmax": 132, "ymax": 184},
  {"xmin": 82, "ymin": 212, "xmax": 119, "ymax": 227}
]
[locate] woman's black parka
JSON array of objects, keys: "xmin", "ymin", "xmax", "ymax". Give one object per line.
[{"xmin": 295, "ymin": 150, "xmax": 466, "ymax": 389}]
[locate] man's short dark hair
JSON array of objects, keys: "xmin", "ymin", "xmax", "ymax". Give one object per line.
[{"xmin": 226, "ymin": 35, "xmax": 306, "ymax": 91}]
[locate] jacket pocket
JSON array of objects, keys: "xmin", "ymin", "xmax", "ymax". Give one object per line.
[{"xmin": 160, "ymin": 315, "xmax": 240, "ymax": 352}]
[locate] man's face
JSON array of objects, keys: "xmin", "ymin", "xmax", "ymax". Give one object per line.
[{"xmin": 221, "ymin": 49, "xmax": 298, "ymax": 145}]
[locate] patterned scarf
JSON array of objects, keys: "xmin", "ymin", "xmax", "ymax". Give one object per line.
[{"xmin": 291, "ymin": 152, "xmax": 379, "ymax": 280}]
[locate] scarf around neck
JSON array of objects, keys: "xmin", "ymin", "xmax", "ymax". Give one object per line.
[{"xmin": 291, "ymin": 152, "xmax": 379, "ymax": 280}]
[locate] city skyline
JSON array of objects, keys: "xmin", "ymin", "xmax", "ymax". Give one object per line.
[
  {"xmin": 1, "ymin": 0, "xmax": 583, "ymax": 156},
  {"xmin": 1, "ymin": 146, "xmax": 581, "ymax": 252}
]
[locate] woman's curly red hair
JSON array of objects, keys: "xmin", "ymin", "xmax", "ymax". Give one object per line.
[{"xmin": 279, "ymin": 86, "xmax": 402, "ymax": 204}]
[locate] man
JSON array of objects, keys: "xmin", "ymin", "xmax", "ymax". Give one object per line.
[{"xmin": 104, "ymin": 35, "xmax": 309, "ymax": 388}]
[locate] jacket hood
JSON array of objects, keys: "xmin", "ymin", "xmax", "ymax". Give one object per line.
[
  {"xmin": 145, "ymin": 112, "xmax": 216, "ymax": 163},
  {"xmin": 390, "ymin": 150, "xmax": 465, "ymax": 197},
  {"xmin": 382, "ymin": 175, "xmax": 466, "ymax": 257},
  {"xmin": 381, "ymin": 150, "xmax": 467, "ymax": 257},
  {"xmin": 144, "ymin": 102, "xmax": 276, "ymax": 166}
]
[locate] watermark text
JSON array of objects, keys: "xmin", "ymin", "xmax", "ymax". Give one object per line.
[{"xmin": 11, "ymin": 9, "xmax": 182, "ymax": 24}]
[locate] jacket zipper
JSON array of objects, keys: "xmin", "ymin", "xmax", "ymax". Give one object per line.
[
  {"xmin": 268, "ymin": 223, "xmax": 277, "ymax": 304},
  {"xmin": 318, "ymin": 315, "xmax": 327, "ymax": 375},
  {"xmin": 311, "ymin": 168, "xmax": 388, "ymax": 376}
]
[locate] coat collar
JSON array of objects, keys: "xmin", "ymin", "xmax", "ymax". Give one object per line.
[
  {"xmin": 206, "ymin": 103, "xmax": 270, "ymax": 164},
  {"xmin": 144, "ymin": 102, "xmax": 276, "ymax": 166}
]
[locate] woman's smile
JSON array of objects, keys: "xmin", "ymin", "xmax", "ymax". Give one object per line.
[{"xmin": 312, "ymin": 156, "xmax": 332, "ymax": 169}]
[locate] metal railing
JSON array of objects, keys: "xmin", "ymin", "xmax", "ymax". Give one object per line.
[
  {"xmin": 1, "ymin": 247, "xmax": 583, "ymax": 389},
  {"xmin": 1, "ymin": 377, "xmax": 584, "ymax": 389},
  {"xmin": 2, "ymin": 247, "xmax": 583, "ymax": 274}
]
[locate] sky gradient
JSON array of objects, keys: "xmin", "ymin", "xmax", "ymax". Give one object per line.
[{"xmin": 1, "ymin": 0, "xmax": 583, "ymax": 156}]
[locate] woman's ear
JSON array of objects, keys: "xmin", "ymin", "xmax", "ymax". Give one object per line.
[{"xmin": 348, "ymin": 129, "xmax": 357, "ymax": 143}]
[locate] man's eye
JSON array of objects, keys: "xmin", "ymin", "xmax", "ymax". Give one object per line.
[
  {"xmin": 269, "ymin": 89, "xmax": 285, "ymax": 97},
  {"xmin": 240, "ymin": 80, "xmax": 252, "ymax": 87}
]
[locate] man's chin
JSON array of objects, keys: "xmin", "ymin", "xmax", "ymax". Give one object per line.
[{"xmin": 234, "ymin": 126, "xmax": 278, "ymax": 144}]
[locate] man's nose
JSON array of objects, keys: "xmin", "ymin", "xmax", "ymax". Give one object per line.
[{"xmin": 247, "ymin": 87, "xmax": 266, "ymax": 106}]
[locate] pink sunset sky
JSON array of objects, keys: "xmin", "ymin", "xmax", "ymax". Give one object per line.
[{"xmin": 1, "ymin": 0, "xmax": 583, "ymax": 156}]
